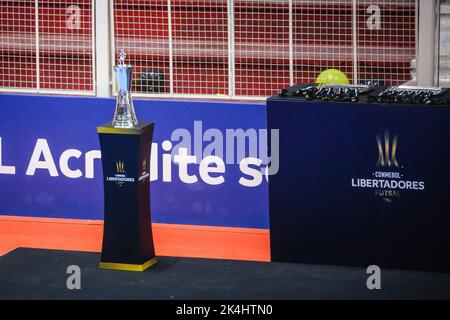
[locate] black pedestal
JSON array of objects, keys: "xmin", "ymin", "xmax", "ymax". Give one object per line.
[{"xmin": 97, "ymin": 121, "xmax": 156, "ymax": 271}]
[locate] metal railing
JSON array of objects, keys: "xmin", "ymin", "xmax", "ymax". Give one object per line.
[
  {"xmin": 0, "ymin": 0, "xmax": 419, "ymax": 99},
  {"xmin": 0, "ymin": 0, "xmax": 96, "ymax": 95},
  {"xmin": 111, "ymin": 0, "xmax": 417, "ymax": 100}
]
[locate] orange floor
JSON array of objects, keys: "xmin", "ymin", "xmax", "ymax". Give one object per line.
[{"xmin": 0, "ymin": 215, "xmax": 270, "ymax": 262}]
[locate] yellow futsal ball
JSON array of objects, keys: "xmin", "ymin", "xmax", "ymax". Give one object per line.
[{"xmin": 315, "ymin": 69, "xmax": 350, "ymax": 85}]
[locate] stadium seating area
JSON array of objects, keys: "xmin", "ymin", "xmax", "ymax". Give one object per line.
[{"xmin": 0, "ymin": 0, "xmax": 416, "ymax": 97}]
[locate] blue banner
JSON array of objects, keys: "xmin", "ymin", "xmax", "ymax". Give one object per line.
[{"xmin": 0, "ymin": 94, "xmax": 269, "ymax": 229}]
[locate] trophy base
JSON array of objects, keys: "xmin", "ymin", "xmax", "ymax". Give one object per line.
[
  {"xmin": 99, "ymin": 258, "xmax": 157, "ymax": 272},
  {"xmin": 97, "ymin": 121, "xmax": 150, "ymax": 135},
  {"xmin": 97, "ymin": 121, "xmax": 156, "ymax": 272}
]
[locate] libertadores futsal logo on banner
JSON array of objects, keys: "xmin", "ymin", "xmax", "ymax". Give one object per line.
[
  {"xmin": 376, "ymin": 131, "xmax": 399, "ymax": 168},
  {"xmin": 351, "ymin": 131, "xmax": 425, "ymax": 203}
]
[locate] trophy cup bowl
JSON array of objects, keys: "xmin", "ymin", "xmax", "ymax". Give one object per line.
[{"xmin": 112, "ymin": 50, "xmax": 138, "ymax": 128}]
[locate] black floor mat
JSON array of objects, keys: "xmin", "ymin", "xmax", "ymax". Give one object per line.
[{"xmin": 1, "ymin": 248, "xmax": 450, "ymax": 300}]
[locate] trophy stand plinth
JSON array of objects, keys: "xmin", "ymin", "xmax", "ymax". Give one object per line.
[{"xmin": 97, "ymin": 121, "xmax": 156, "ymax": 271}]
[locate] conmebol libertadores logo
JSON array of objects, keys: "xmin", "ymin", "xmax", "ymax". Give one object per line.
[
  {"xmin": 351, "ymin": 131, "xmax": 425, "ymax": 203},
  {"xmin": 106, "ymin": 160, "xmax": 135, "ymax": 187}
]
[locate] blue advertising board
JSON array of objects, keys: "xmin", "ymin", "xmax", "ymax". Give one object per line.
[{"xmin": 0, "ymin": 94, "xmax": 269, "ymax": 229}]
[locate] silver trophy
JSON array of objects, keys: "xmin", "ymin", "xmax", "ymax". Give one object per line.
[{"xmin": 112, "ymin": 50, "xmax": 138, "ymax": 128}]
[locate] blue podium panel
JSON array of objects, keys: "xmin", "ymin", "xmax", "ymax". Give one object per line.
[{"xmin": 267, "ymin": 96, "xmax": 450, "ymax": 272}]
